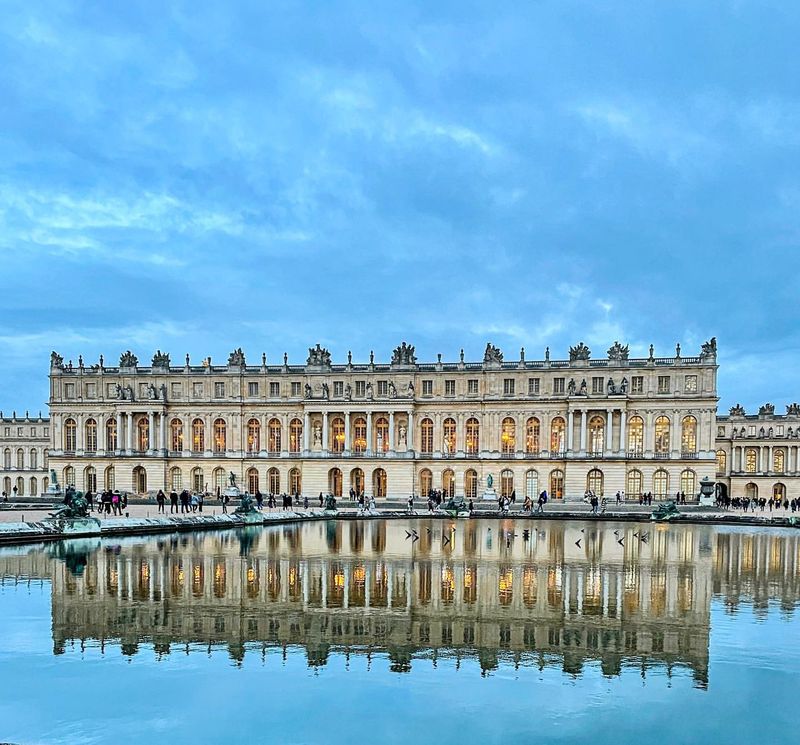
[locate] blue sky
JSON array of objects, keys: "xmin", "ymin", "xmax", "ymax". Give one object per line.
[{"xmin": 1, "ymin": 0, "xmax": 798, "ymax": 415}]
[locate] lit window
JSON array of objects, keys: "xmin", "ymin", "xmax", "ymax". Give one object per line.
[
  {"xmin": 213, "ymin": 419, "xmax": 227, "ymax": 452},
  {"xmin": 63, "ymin": 419, "xmax": 77, "ymax": 451},
  {"xmin": 550, "ymin": 417, "xmax": 565, "ymax": 453},
  {"xmin": 774, "ymin": 449, "xmax": 785, "ymax": 473},
  {"xmin": 525, "ymin": 417, "xmax": 540, "ymax": 453},
  {"xmin": 465, "ymin": 418, "xmax": 480, "ymax": 454},
  {"xmin": 655, "ymin": 416, "xmax": 671, "ymax": 453},
  {"xmin": 681, "ymin": 416, "xmax": 697, "ymax": 453},
  {"xmin": 247, "ymin": 419, "xmax": 260, "ymax": 453},
  {"xmin": 500, "ymin": 417, "xmax": 516, "ymax": 453},
  {"xmin": 745, "ymin": 449, "xmax": 757, "ymax": 473},
  {"xmin": 353, "ymin": 418, "xmax": 367, "ymax": 453},
  {"xmin": 289, "ymin": 419, "xmax": 302, "ymax": 453},
  {"xmin": 627, "ymin": 416, "xmax": 644, "ymax": 454},
  {"xmin": 588, "ymin": 416, "xmax": 604, "ymax": 453},
  {"xmin": 268, "ymin": 419, "xmax": 281, "ymax": 453},
  {"xmin": 171, "ymin": 419, "xmax": 184, "ymax": 451},
  {"xmin": 442, "ymin": 418, "xmax": 456, "ymax": 454}
]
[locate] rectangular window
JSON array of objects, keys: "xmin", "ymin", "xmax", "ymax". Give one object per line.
[
  {"xmin": 631, "ymin": 376, "xmax": 644, "ymax": 394},
  {"xmin": 355, "ymin": 381, "xmax": 366, "ymax": 397},
  {"xmin": 553, "ymin": 377, "xmax": 565, "ymax": 395},
  {"xmin": 377, "ymin": 380, "xmax": 388, "ymax": 396},
  {"xmin": 192, "ymin": 382, "xmax": 203, "ymax": 398},
  {"xmin": 334, "ymin": 381, "xmax": 343, "ymax": 397},
  {"xmin": 85, "ymin": 383, "xmax": 96, "ymax": 398},
  {"xmin": 106, "ymin": 383, "xmax": 116, "ymax": 397},
  {"xmin": 270, "ymin": 382, "xmax": 280, "ymax": 398},
  {"xmin": 291, "ymin": 382, "xmax": 301, "ymax": 397},
  {"xmin": 467, "ymin": 379, "xmax": 479, "ymax": 394},
  {"xmin": 247, "ymin": 382, "xmax": 259, "ymax": 397},
  {"xmin": 422, "ymin": 380, "xmax": 433, "ymax": 396},
  {"xmin": 445, "ymin": 379, "xmax": 456, "ymax": 396},
  {"xmin": 717, "ymin": 426, "xmax": 725, "ymax": 437},
  {"xmin": 503, "ymin": 378, "xmax": 515, "ymax": 396},
  {"xmin": 139, "ymin": 383, "xmax": 148, "ymax": 398},
  {"xmin": 214, "ymin": 382, "xmax": 225, "ymax": 398},
  {"xmin": 170, "ymin": 383, "xmax": 182, "ymax": 398},
  {"xmin": 777, "ymin": 425, "xmax": 784, "ymax": 436},
  {"xmin": 592, "ymin": 376, "xmax": 604, "ymax": 394},
  {"xmin": 30, "ymin": 427, "xmax": 36, "ymax": 436},
  {"xmin": 748, "ymin": 425, "xmax": 756, "ymax": 436},
  {"xmin": 17, "ymin": 427, "xmax": 23, "ymax": 436},
  {"xmin": 684, "ymin": 375, "xmax": 697, "ymax": 392},
  {"xmin": 65, "ymin": 383, "xmax": 75, "ymax": 399},
  {"xmin": 657, "ymin": 376, "xmax": 670, "ymax": 394},
  {"xmin": 528, "ymin": 378, "xmax": 540, "ymax": 395},
  {"xmin": 44, "ymin": 427, "xmax": 49, "ymax": 436},
  {"xmin": 3, "ymin": 427, "xmax": 9, "ymax": 436}
]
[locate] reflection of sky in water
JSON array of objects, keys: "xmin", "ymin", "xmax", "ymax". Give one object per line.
[{"xmin": 0, "ymin": 520, "xmax": 798, "ymax": 745}]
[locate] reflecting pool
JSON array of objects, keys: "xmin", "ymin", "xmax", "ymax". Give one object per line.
[{"xmin": 1, "ymin": 519, "xmax": 799, "ymax": 744}]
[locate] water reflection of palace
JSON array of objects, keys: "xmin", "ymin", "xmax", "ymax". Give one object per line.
[{"xmin": 1, "ymin": 521, "xmax": 799, "ymax": 683}]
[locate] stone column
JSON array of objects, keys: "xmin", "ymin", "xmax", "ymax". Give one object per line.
[
  {"xmin": 605, "ymin": 410, "xmax": 613, "ymax": 454},
  {"xmin": 579, "ymin": 410, "xmax": 587, "ymax": 453},
  {"xmin": 148, "ymin": 412, "xmax": 155, "ymax": 452},
  {"xmin": 407, "ymin": 411, "xmax": 414, "ymax": 452},
  {"xmin": 366, "ymin": 412, "xmax": 373, "ymax": 455},
  {"xmin": 303, "ymin": 412, "xmax": 310, "ymax": 452},
  {"xmin": 388, "ymin": 411, "xmax": 395, "ymax": 451},
  {"xmin": 567, "ymin": 410, "xmax": 574, "ymax": 453},
  {"xmin": 322, "ymin": 412, "xmax": 329, "ymax": 453},
  {"xmin": 281, "ymin": 413, "xmax": 290, "ymax": 455},
  {"xmin": 344, "ymin": 412, "xmax": 351, "ymax": 453},
  {"xmin": 98, "ymin": 414, "xmax": 106, "ymax": 453},
  {"xmin": 116, "ymin": 412, "xmax": 122, "ymax": 453},
  {"xmin": 160, "ymin": 413, "xmax": 167, "ymax": 454},
  {"xmin": 619, "ymin": 410, "xmax": 627, "ymax": 455},
  {"xmin": 127, "ymin": 412, "xmax": 134, "ymax": 452}
]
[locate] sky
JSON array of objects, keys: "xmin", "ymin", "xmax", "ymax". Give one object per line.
[{"xmin": 1, "ymin": 0, "xmax": 798, "ymax": 416}]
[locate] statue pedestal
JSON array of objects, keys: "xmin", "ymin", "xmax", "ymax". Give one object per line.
[
  {"xmin": 482, "ymin": 488, "xmax": 499, "ymax": 502},
  {"xmin": 223, "ymin": 487, "xmax": 242, "ymax": 499},
  {"xmin": 45, "ymin": 517, "xmax": 102, "ymax": 535},
  {"xmin": 698, "ymin": 494, "xmax": 715, "ymax": 507},
  {"xmin": 235, "ymin": 511, "xmax": 264, "ymax": 524}
]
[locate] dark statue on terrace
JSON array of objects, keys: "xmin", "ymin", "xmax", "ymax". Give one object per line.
[
  {"xmin": 569, "ymin": 342, "xmax": 591, "ymax": 362},
  {"xmin": 307, "ymin": 344, "xmax": 331, "ymax": 367},
  {"xmin": 119, "ymin": 350, "xmax": 138, "ymax": 367},
  {"xmin": 483, "ymin": 343, "xmax": 503, "ymax": 364},
  {"xmin": 228, "ymin": 348, "xmax": 246, "ymax": 366},
  {"xmin": 391, "ymin": 342, "xmax": 417, "ymax": 366}
]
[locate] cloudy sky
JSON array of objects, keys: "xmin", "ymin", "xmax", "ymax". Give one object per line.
[{"xmin": 0, "ymin": 0, "xmax": 797, "ymax": 415}]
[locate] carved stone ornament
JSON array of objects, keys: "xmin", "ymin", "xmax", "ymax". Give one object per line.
[
  {"xmin": 483, "ymin": 343, "xmax": 503, "ymax": 364},
  {"xmin": 119, "ymin": 350, "xmax": 138, "ymax": 367},
  {"xmin": 50, "ymin": 351, "xmax": 64, "ymax": 369},
  {"xmin": 228, "ymin": 348, "xmax": 246, "ymax": 366},
  {"xmin": 758, "ymin": 403, "xmax": 775, "ymax": 416},
  {"xmin": 700, "ymin": 337, "xmax": 717, "ymax": 357},
  {"xmin": 151, "ymin": 350, "xmax": 170, "ymax": 368},
  {"xmin": 729, "ymin": 404, "xmax": 746, "ymax": 416},
  {"xmin": 786, "ymin": 403, "xmax": 800, "ymax": 416},
  {"xmin": 606, "ymin": 341, "xmax": 629, "ymax": 361},
  {"xmin": 391, "ymin": 342, "xmax": 417, "ymax": 366},
  {"xmin": 569, "ymin": 342, "xmax": 591, "ymax": 362},
  {"xmin": 306, "ymin": 344, "xmax": 332, "ymax": 367}
]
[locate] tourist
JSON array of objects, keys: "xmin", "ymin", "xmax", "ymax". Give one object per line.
[
  {"xmin": 407, "ymin": 495, "xmax": 415, "ymax": 514},
  {"xmin": 318, "ymin": 492, "xmax": 323, "ymax": 507},
  {"xmin": 615, "ymin": 491, "xmax": 621, "ymax": 505},
  {"xmin": 180, "ymin": 489, "xmax": 190, "ymax": 513},
  {"xmin": 170, "ymin": 490, "xmax": 178, "ymax": 513},
  {"xmin": 197, "ymin": 492, "xmax": 204, "ymax": 512},
  {"xmin": 190, "ymin": 493, "xmax": 199, "ymax": 512},
  {"xmin": 156, "ymin": 489, "xmax": 166, "ymax": 514},
  {"xmin": 111, "ymin": 491, "xmax": 120, "ymax": 515},
  {"xmin": 256, "ymin": 490, "xmax": 263, "ymax": 510},
  {"xmin": 221, "ymin": 494, "xmax": 229, "ymax": 514},
  {"xmin": 468, "ymin": 498, "xmax": 474, "ymax": 516},
  {"xmin": 303, "ymin": 495, "xmax": 309, "ymax": 509}
]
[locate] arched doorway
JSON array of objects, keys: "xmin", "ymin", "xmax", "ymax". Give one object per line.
[
  {"xmin": 373, "ymin": 468, "xmax": 387, "ymax": 498},
  {"xmin": 525, "ymin": 469, "xmax": 538, "ymax": 500},
  {"xmin": 84, "ymin": 466, "xmax": 97, "ymax": 493},
  {"xmin": 329, "ymin": 468, "xmax": 342, "ymax": 497},
  {"xmin": 500, "ymin": 469, "xmax": 514, "ymax": 498},
  {"xmin": 587, "ymin": 468, "xmax": 603, "ymax": 496},
  {"xmin": 351, "ymin": 468, "xmax": 364, "ymax": 497},
  {"xmin": 191, "ymin": 467, "xmax": 203, "ymax": 493},
  {"xmin": 289, "ymin": 468, "xmax": 302, "ymax": 496},
  {"xmin": 442, "ymin": 469, "xmax": 455, "ymax": 498},
  {"xmin": 419, "ymin": 468, "xmax": 432, "ymax": 497},
  {"xmin": 465, "ymin": 469, "xmax": 478, "ymax": 500},
  {"xmin": 549, "ymin": 469, "xmax": 564, "ymax": 499},
  {"xmin": 268, "ymin": 467, "xmax": 280, "ymax": 495},
  {"xmin": 133, "ymin": 466, "xmax": 147, "ymax": 495},
  {"xmin": 745, "ymin": 482, "xmax": 758, "ymax": 499},
  {"xmin": 247, "ymin": 467, "xmax": 259, "ymax": 494},
  {"xmin": 104, "ymin": 465, "xmax": 115, "ymax": 491},
  {"xmin": 774, "ymin": 483, "xmax": 786, "ymax": 502}
]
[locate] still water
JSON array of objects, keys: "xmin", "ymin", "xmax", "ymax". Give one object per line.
[{"xmin": 1, "ymin": 518, "xmax": 799, "ymax": 744}]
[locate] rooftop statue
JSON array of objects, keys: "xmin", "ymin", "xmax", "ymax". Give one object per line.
[
  {"xmin": 759, "ymin": 403, "xmax": 775, "ymax": 416},
  {"xmin": 787, "ymin": 403, "xmax": 800, "ymax": 416},
  {"xmin": 119, "ymin": 350, "xmax": 138, "ymax": 367},
  {"xmin": 729, "ymin": 404, "xmax": 746, "ymax": 416},
  {"xmin": 483, "ymin": 343, "xmax": 503, "ymax": 365},
  {"xmin": 152, "ymin": 350, "xmax": 170, "ymax": 367},
  {"xmin": 607, "ymin": 341, "xmax": 629, "ymax": 361},
  {"xmin": 307, "ymin": 344, "xmax": 331, "ymax": 367},
  {"xmin": 228, "ymin": 348, "xmax": 246, "ymax": 366},
  {"xmin": 569, "ymin": 342, "xmax": 591, "ymax": 361},
  {"xmin": 700, "ymin": 337, "xmax": 717, "ymax": 357},
  {"xmin": 50, "ymin": 351, "xmax": 64, "ymax": 369},
  {"xmin": 391, "ymin": 342, "xmax": 417, "ymax": 366}
]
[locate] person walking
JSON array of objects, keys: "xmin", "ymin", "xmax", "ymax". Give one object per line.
[
  {"xmin": 156, "ymin": 489, "xmax": 166, "ymax": 514},
  {"xmin": 170, "ymin": 490, "xmax": 178, "ymax": 514}
]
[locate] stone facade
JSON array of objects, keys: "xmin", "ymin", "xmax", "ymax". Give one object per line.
[
  {"xmin": 45, "ymin": 341, "xmax": 718, "ymax": 501},
  {"xmin": 0, "ymin": 411, "xmax": 50, "ymax": 498},
  {"xmin": 715, "ymin": 402, "xmax": 800, "ymax": 501}
]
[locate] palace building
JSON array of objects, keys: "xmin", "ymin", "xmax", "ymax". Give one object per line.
[
  {"xmin": 0, "ymin": 411, "xmax": 50, "ymax": 499},
  {"xmin": 43, "ymin": 339, "xmax": 720, "ymax": 501}
]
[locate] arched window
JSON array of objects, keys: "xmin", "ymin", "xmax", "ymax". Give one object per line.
[
  {"xmin": 588, "ymin": 416, "xmax": 604, "ymax": 454},
  {"xmin": 30, "ymin": 449, "xmax": 38, "ymax": 470},
  {"xmin": 3, "ymin": 449, "xmax": 10, "ymax": 469},
  {"xmin": 133, "ymin": 466, "xmax": 147, "ymax": 494},
  {"xmin": 525, "ymin": 417, "xmax": 540, "ymax": 454},
  {"xmin": 465, "ymin": 418, "xmax": 480, "ymax": 455},
  {"xmin": 550, "ymin": 417, "xmax": 565, "ymax": 453},
  {"xmin": 29, "ymin": 477, "xmax": 37, "ymax": 496},
  {"xmin": 106, "ymin": 418, "xmax": 117, "ymax": 451},
  {"xmin": 549, "ymin": 469, "xmax": 564, "ymax": 499},
  {"xmin": 268, "ymin": 418, "xmax": 281, "ymax": 454},
  {"xmin": 170, "ymin": 419, "xmax": 184, "ymax": 452},
  {"xmin": 745, "ymin": 448, "xmax": 757, "ymax": 473},
  {"xmin": 774, "ymin": 449, "xmax": 785, "ymax": 474},
  {"xmin": 587, "ymin": 468, "xmax": 603, "ymax": 495},
  {"xmin": 442, "ymin": 469, "xmax": 455, "ymax": 498},
  {"xmin": 465, "ymin": 469, "xmax": 478, "ymax": 499},
  {"xmin": 247, "ymin": 467, "xmax": 259, "ymax": 494},
  {"xmin": 289, "ymin": 418, "xmax": 303, "ymax": 453},
  {"xmin": 353, "ymin": 417, "xmax": 367, "ymax": 453},
  {"xmin": 213, "ymin": 419, "xmax": 226, "ymax": 453},
  {"xmin": 680, "ymin": 469, "xmax": 696, "ymax": 497},
  {"xmin": 104, "ymin": 465, "xmax": 115, "ymax": 491},
  {"xmin": 247, "ymin": 419, "xmax": 261, "ymax": 453},
  {"xmin": 137, "ymin": 418, "xmax": 149, "ymax": 451},
  {"xmin": 191, "ymin": 419, "xmax": 205, "ymax": 452},
  {"xmin": 654, "ymin": 416, "xmax": 671, "ymax": 454},
  {"xmin": 420, "ymin": 418, "xmax": 434, "ymax": 455},
  {"xmin": 170, "ymin": 467, "xmax": 182, "ymax": 491},
  {"xmin": 84, "ymin": 466, "xmax": 96, "ymax": 493},
  {"xmin": 419, "ymin": 468, "xmax": 433, "ymax": 497},
  {"xmin": 16, "ymin": 477, "xmax": 24, "ymax": 496},
  {"xmin": 331, "ymin": 417, "xmax": 345, "ymax": 453},
  {"xmin": 375, "ymin": 417, "xmax": 389, "ymax": 452},
  {"xmin": 64, "ymin": 418, "xmax": 77, "ymax": 451},
  {"xmin": 716, "ymin": 449, "xmax": 727, "ymax": 475},
  {"xmin": 268, "ymin": 467, "xmax": 280, "ymax": 494},
  {"xmin": 681, "ymin": 416, "xmax": 697, "ymax": 454},
  {"xmin": 213, "ymin": 467, "xmax": 226, "ymax": 492},
  {"xmin": 85, "ymin": 419, "xmax": 97, "ymax": 452},
  {"xmin": 289, "ymin": 468, "xmax": 302, "ymax": 495},
  {"xmin": 774, "ymin": 483, "xmax": 786, "ymax": 501},
  {"xmin": 627, "ymin": 469, "xmax": 643, "ymax": 499},
  {"xmin": 373, "ymin": 468, "xmax": 387, "ymax": 497},
  {"xmin": 442, "ymin": 417, "xmax": 456, "ymax": 454},
  {"xmin": 653, "ymin": 469, "xmax": 669, "ymax": 498},
  {"xmin": 329, "ymin": 468, "xmax": 342, "ymax": 497},
  {"xmin": 501, "ymin": 418, "xmax": 516, "ymax": 454},
  {"xmin": 351, "ymin": 468, "xmax": 364, "ymax": 496},
  {"xmin": 500, "ymin": 468, "xmax": 514, "ymax": 497},
  {"xmin": 191, "ymin": 467, "xmax": 203, "ymax": 493},
  {"xmin": 745, "ymin": 482, "xmax": 758, "ymax": 499},
  {"xmin": 627, "ymin": 416, "xmax": 644, "ymax": 454},
  {"xmin": 2, "ymin": 476, "xmax": 10, "ymax": 496},
  {"xmin": 525, "ymin": 469, "xmax": 539, "ymax": 499},
  {"xmin": 16, "ymin": 448, "xmax": 24, "ymax": 470}
]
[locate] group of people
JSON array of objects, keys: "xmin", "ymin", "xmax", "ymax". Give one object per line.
[{"xmin": 716, "ymin": 494, "xmax": 800, "ymax": 512}]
